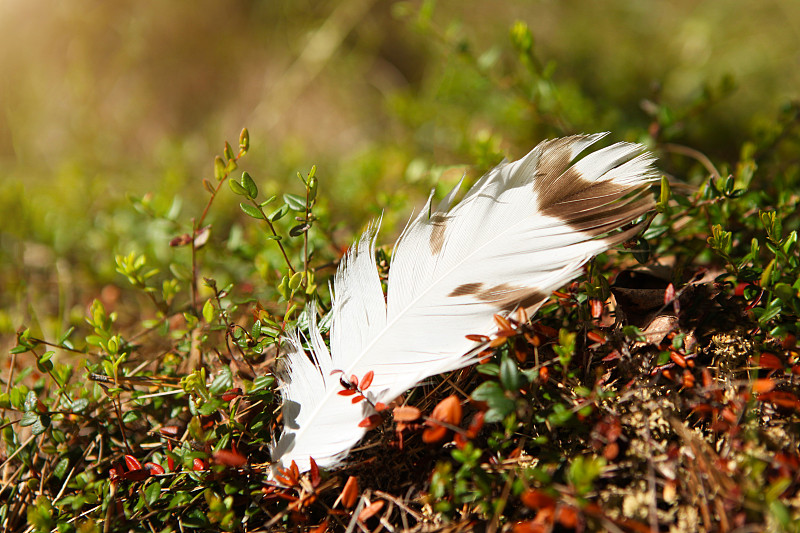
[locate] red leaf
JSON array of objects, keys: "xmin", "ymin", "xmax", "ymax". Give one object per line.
[
  {"xmin": 120, "ymin": 469, "xmax": 150, "ymax": 481},
  {"xmin": 143, "ymin": 462, "xmax": 165, "ymax": 475},
  {"xmin": 466, "ymin": 411, "xmax": 485, "ymax": 438},
  {"xmin": 782, "ymin": 334, "xmax": 797, "ymax": 349},
  {"xmin": 393, "ymin": 406, "xmax": 422, "ymax": 422},
  {"xmin": 669, "ymin": 351, "xmax": 687, "ymax": 368},
  {"xmin": 221, "ymin": 388, "xmax": 243, "ymax": 402},
  {"xmin": 701, "ymin": 368, "xmax": 713, "ymax": 388},
  {"xmin": 586, "ymin": 330, "xmax": 606, "ymax": 344},
  {"xmin": 169, "ymin": 233, "xmax": 192, "ymax": 247},
  {"xmin": 351, "ymin": 395, "xmax": 366, "ymax": 404},
  {"xmin": 664, "ymin": 283, "xmax": 675, "ymax": 304},
  {"xmin": 309, "ymin": 457, "xmax": 321, "ymax": 488},
  {"xmin": 753, "ymin": 378, "xmax": 775, "ymax": 393},
  {"xmin": 160, "ymin": 425, "xmax": 180, "ymax": 438},
  {"xmin": 755, "ymin": 352, "xmax": 784, "ymax": 370},
  {"xmin": 124, "ymin": 455, "xmax": 142, "ymax": 472},
  {"xmin": 432, "ymin": 395, "xmax": 462, "ymax": 425},
  {"xmin": 682, "ymin": 370, "xmax": 695, "ymax": 389},
  {"xmin": 533, "ymin": 322, "xmax": 558, "ymax": 337},
  {"xmin": 422, "ymin": 425, "xmax": 448, "ymax": 443},
  {"xmin": 603, "ymin": 442, "xmax": 620, "ymax": 460},
  {"xmin": 493, "ymin": 314, "xmax": 513, "ymax": 331},
  {"xmin": 539, "ymin": 366, "xmax": 549, "ymax": 382},
  {"xmin": 275, "ymin": 474, "xmax": 295, "ymax": 487},
  {"xmin": 512, "ymin": 521, "xmax": 548, "ymax": 533},
  {"xmin": 358, "ymin": 500, "xmax": 385, "ymax": 522},
  {"xmin": 423, "ymin": 395, "xmax": 462, "ymax": 443},
  {"xmin": 339, "ymin": 476, "xmax": 359, "ymax": 509},
  {"xmin": 555, "ymin": 505, "xmax": 580, "ymax": 528},
  {"xmin": 337, "ymin": 389, "xmax": 358, "ymax": 396},
  {"xmin": 520, "ymin": 489, "xmax": 556, "ymax": 510},
  {"xmin": 360, "ymin": 371, "xmax": 374, "ymax": 390},
  {"xmin": 720, "ymin": 408, "xmax": 738, "ymax": 424},
  {"xmin": 349, "ymin": 375, "xmax": 359, "ymax": 388},
  {"xmin": 589, "ymin": 298, "xmax": 604, "ymax": 319},
  {"xmin": 358, "ymin": 414, "xmax": 383, "ymax": 429},
  {"xmin": 466, "ymin": 334, "xmax": 490, "ymax": 342},
  {"xmin": 192, "ymin": 458, "xmax": 207, "ymax": 471},
  {"xmin": 214, "ymin": 449, "xmax": 247, "ymax": 467},
  {"xmin": 758, "ymin": 391, "xmax": 800, "ymax": 410},
  {"xmin": 515, "ymin": 346, "xmax": 529, "ymax": 363}
]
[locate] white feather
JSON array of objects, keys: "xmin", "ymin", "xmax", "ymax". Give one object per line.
[{"xmin": 272, "ymin": 133, "xmax": 658, "ymax": 472}]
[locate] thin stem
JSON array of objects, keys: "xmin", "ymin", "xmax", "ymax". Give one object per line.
[
  {"xmin": 661, "ymin": 143, "xmax": 722, "ymax": 182},
  {"xmin": 252, "ymin": 198, "xmax": 296, "ymax": 274}
]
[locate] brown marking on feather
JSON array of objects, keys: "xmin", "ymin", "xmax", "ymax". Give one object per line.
[
  {"xmin": 532, "ymin": 139, "xmax": 654, "ymax": 239},
  {"xmin": 448, "ymin": 282, "xmax": 484, "ymax": 297},
  {"xmin": 476, "ymin": 283, "xmax": 548, "ymax": 313},
  {"xmin": 429, "ymin": 213, "xmax": 449, "ymax": 255}
]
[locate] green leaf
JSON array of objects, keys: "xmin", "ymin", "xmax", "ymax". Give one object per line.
[
  {"xmin": 214, "ymin": 156, "xmax": 226, "ymax": 181},
  {"xmin": 145, "ymin": 480, "xmax": 163, "ymax": 506},
  {"xmin": 30, "ymin": 414, "xmax": 49, "ymax": 435},
  {"xmin": 471, "ymin": 381, "xmax": 515, "ymax": 422},
  {"xmin": 632, "ymin": 237, "xmax": 650, "ymax": 264},
  {"xmin": 288, "ymin": 272, "xmax": 304, "ymax": 291},
  {"xmin": 567, "ymin": 455, "xmax": 606, "ymax": 496},
  {"xmin": 228, "ymin": 179, "xmax": 247, "ymax": 196},
  {"xmin": 53, "ymin": 457, "xmax": 70, "ymax": 479},
  {"xmin": 20, "ymin": 411, "xmax": 39, "ymax": 426},
  {"xmin": 24, "ymin": 390, "xmax": 38, "ymax": 412},
  {"xmin": 657, "ymin": 175, "xmax": 670, "ymax": 211},
  {"xmin": 760, "ymin": 259, "xmax": 775, "ymax": 288},
  {"xmin": 202, "ymin": 299, "xmax": 215, "ymax": 324},
  {"xmin": 268, "ymin": 205, "xmax": 289, "ymax": 222},
  {"xmin": 70, "ymin": 398, "xmax": 89, "ymax": 413},
  {"xmin": 289, "ymin": 223, "xmax": 310, "ymax": 237},
  {"xmin": 239, "ymin": 128, "xmax": 249, "ymax": 154},
  {"xmin": 547, "ymin": 403, "xmax": 573, "ymax": 426},
  {"xmin": 209, "ymin": 367, "xmax": 233, "ymax": 394},
  {"xmin": 476, "ymin": 363, "xmax": 499, "ymax": 376},
  {"xmin": 37, "ymin": 351, "xmax": 54, "ymax": 373},
  {"xmin": 773, "ymin": 283, "xmax": 795, "ymax": 302},
  {"xmin": 57, "ymin": 327, "xmax": 75, "ymax": 346},
  {"xmin": 499, "ymin": 355, "xmax": 521, "ymax": 391},
  {"xmin": 240, "ymin": 202, "xmax": 264, "ymax": 220},
  {"xmin": 308, "ymin": 175, "xmax": 318, "ymax": 201},
  {"xmin": 259, "ymin": 195, "xmax": 277, "ymax": 207},
  {"xmin": 224, "ymin": 141, "xmax": 235, "ymax": 161},
  {"xmin": 283, "ymin": 193, "xmax": 306, "ymax": 212},
  {"xmin": 225, "ymin": 158, "xmax": 238, "ymax": 174},
  {"xmin": 252, "ymin": 375, "xmax": 276, "ymax": 392},
  {"xmin": 241, "ymin": 171, "xmax": 258, "ymax": 198}
]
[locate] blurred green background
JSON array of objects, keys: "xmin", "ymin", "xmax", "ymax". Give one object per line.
[{"xmin": 1, "ymin": 0, "xmax": 799, "ymax": 344}]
